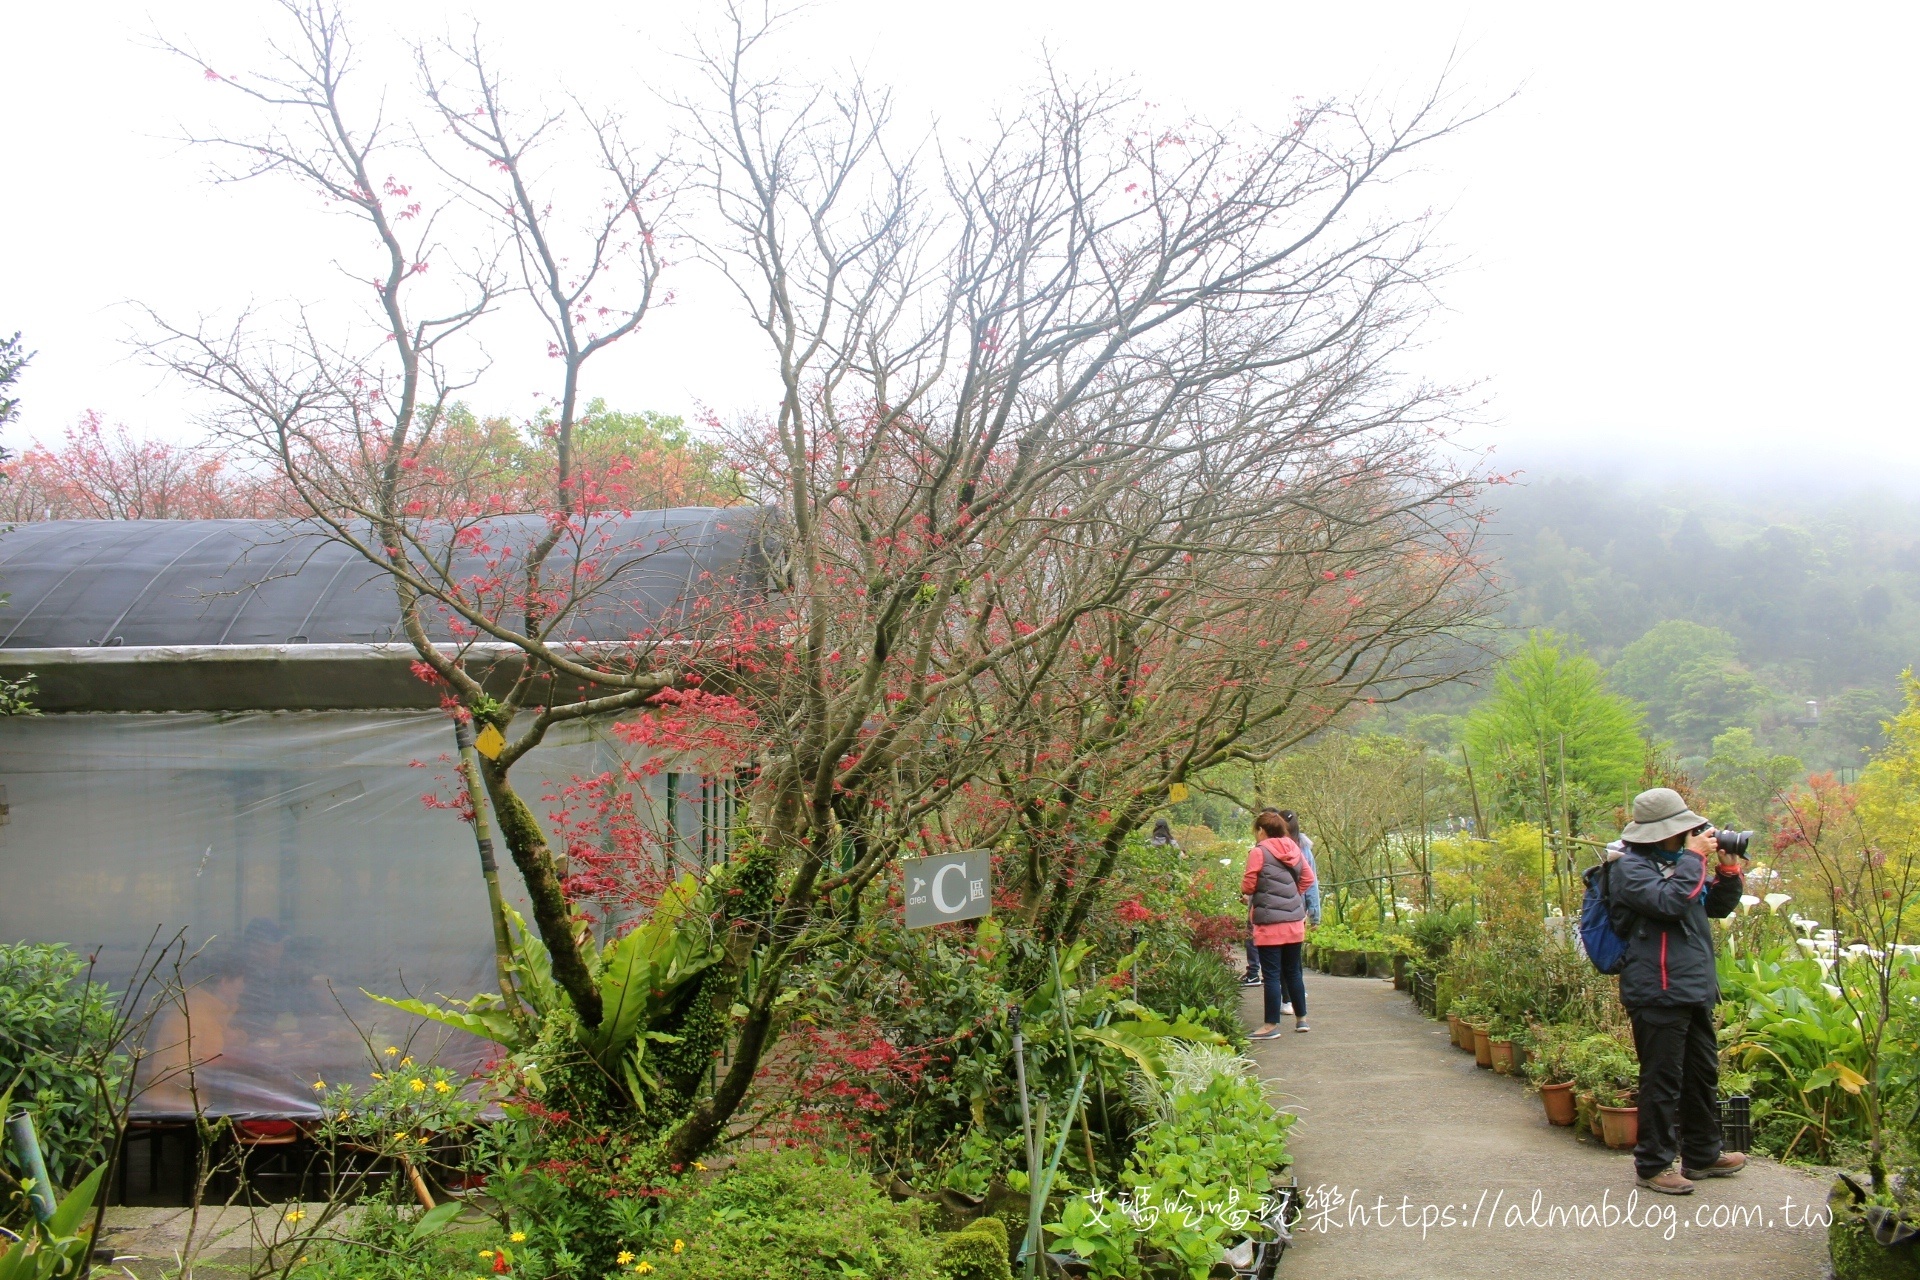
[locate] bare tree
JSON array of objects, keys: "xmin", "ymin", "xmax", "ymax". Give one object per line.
[
  {"xmin": 656, "ymin": 7, "xmax": 1494, "ymax": 1157},
  {"xmin": 142, "ymin": 1, "xmax": 694, "ymax": 1029},
  {"xmin": 139, "ymin": 0, "xmax": 1494, "ymax": 1163}
]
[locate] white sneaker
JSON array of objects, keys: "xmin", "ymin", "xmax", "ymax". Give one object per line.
[{"xmin": 1279, "ymin": 1002, "xmax": 1294, "ymax": 1016}]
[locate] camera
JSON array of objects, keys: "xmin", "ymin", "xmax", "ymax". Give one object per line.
[{"xmin": 1714, "ymin": 829, "xmax": 1754, "ymax": 859}]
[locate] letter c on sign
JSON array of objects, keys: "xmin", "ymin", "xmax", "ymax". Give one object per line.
[{"xmin": 932, "ymin": 863, "xmax": 967, "ymax": 915}]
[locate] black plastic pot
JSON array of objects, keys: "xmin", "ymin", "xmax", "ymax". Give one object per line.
[{"xmin": 1720, "ymin": 1094, "xmax": 1752, "ymax": 1154}]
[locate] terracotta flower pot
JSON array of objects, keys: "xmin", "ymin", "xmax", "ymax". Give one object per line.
[
  {"xmin": 1447, "ymin": 1014, "xmax": 1468, "ymax": 1049},
  {"xmin": 1539, "ymin": 1081, "xmax": 1577, "ymax": 1126},
  {"xmin": 1472, "ymin": 1024, "xmax": 1493, "ymax": 1068},
  {"xmin": 1598, "ymin": 1105, "xmax": 1639, "ymax": 1150},
  {"xmin": 1489, "ymin": 1038, "xmax": 1515, "ymax": 1075}
]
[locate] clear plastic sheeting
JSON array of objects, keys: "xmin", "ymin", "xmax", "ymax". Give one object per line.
[
  {"xmin": 0, "ymin": 510, "xmax": 767, "ymax": 650},
  {"xmin": 0, "ymin": 710, "xmax": 706, "ymax": 1118}
]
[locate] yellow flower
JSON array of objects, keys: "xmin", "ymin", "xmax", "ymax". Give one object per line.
[
  {"xmin": 409, "ymin": 1078, "xmax": 427, "ymax": 1093},
  {"xmin": 337, "ymin": 1109, "xmax": 351, "ymax": 1120},
  {"xmin": 400, "ymin": 1056, "xmax": 414, "ymax": 1066},
  {"xmin": 371, "ymin": 1072, "xmax": 384, "ymax": 1081},
  {"xmin": 479, "ymin": 1250, "xmax": 495, "ymax": 1260},
  {"xmin": 434, "ymin": 1079, "xmax": 453, "ymax": 1094},
  {"xmin": 692, "ymin": 1161, "xmax": 707, "ymax": 1171},
  {"xmin": 671, "ymin": 1240, "xmax": 684, "ymax": 1254},
  {"xmin": 417, "ymin": 1135, "xmax": 430, "ymax": 1145},
  {"xmin": 509, "ymin": 1232, "xmax": 526, "ymax": 1244},
  {"xmin": 385, "ymin": 1046, "xmax": 399, "ymax": 1057},
  {"xmin": 283, "ymin": 1209, "xmax": 306, "ymax": 1224},
  {"xmin": 616, "ymin": 1252, "xmax": 636, "ymax": 1266},
  {"xmin": 635, "ymin": 1264, "xmax": 654, "ymax": 1276},
  {"xmin": 311, "ymin": 1080, "xmax": 326, "ymax": 1091}
]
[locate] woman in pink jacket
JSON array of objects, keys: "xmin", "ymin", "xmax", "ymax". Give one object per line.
[{"xmin": 1240, "ymin": 807, "xmax": 1317, "ymax": 1038}]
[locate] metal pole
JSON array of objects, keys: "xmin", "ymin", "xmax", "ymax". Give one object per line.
[
  {"xmin": 455, "ymin": 719, "xmax": 521, "ymax": 1019},
  {"xmin": 1558, "ymin": 735, "xmax": 1574, "ymax": 915},
  {"xmin": 1537, "ymin": 741, "xmax": 1554, "ymax": 919},
  {"xmin": 1417, "ymin": 758, "xmax": 1431, "ymax": 910},
  {"xmin": 1460, "ymin": 747, "xmax": 1486, "ymax": 840},
  {"xmin": 7, "ymin": 1111, "xmax": 56, "ymax": 1222},
  {"xmin": 1129, "ymin": 929, "xmax": 1140, "ymax": 1005},
  {"xmin": 1010, "ymin": 1007, "xmax": 1038, "ymax": 1279}
]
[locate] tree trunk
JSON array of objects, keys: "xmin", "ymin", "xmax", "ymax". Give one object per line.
[{"xmin": 479, "ymin": 757, "xmax": 603, "ymax": 1028}]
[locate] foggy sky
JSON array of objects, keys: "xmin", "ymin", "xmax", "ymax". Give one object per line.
[{"xmin": 3, "ymin": 1, "xmax": 1914, "ymax": 486}]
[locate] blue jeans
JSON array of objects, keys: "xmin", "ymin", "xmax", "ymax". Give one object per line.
[{"xmin": 1258, "ymin": 942, "xmax": 1307, "ymax": 1023}]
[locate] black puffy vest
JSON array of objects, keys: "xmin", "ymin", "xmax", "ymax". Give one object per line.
[{"xmin": 1250, "ymin": 839, "xmax": 1306, "ymax": 926}]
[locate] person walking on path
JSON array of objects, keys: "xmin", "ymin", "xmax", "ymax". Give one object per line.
[
  {"xmin": 1242, "ymin": 807, "xmax": 1316, "ymax": 1038},
  {"xmin": 1243, "ymin": 810, "xmax": 1320, "ymax": 987},
  {"xmin": 1607, "ymin": 787, "xmax": 1749, "ymax": 1195}
]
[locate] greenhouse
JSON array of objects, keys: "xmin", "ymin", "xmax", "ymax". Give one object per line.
[{"xmin": 0, "ymin": 514, "xmax": 756, "ymax": 1120}]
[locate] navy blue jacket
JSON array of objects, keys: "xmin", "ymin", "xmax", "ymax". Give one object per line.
[{"xmin": 1606, "ymin": 846, "xmax": 1743, "ymax": 1009}]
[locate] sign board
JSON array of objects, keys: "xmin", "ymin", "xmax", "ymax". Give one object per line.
[{"xmin": 902, "ymin": 850, "xmax": 992, "ymax": 929}]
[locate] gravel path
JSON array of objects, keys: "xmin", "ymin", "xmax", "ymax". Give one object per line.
[{"xmin": 1245, "ymin": 974, "xmax": 1835, "ymax": 1279}]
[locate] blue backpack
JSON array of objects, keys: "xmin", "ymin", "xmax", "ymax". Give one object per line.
[{"xmin": 1578, "ymin": 855, "xmax": 1630, "ymax": 974}]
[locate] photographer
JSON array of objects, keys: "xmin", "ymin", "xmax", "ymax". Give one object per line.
[{"xmin": 1608, "ymin": 787, "xmax": 1749, "ymax": 1195}]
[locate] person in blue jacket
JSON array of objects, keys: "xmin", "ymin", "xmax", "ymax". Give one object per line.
[
  {"xmin": 1243, "ymin": 810, "xmax": 1320, "ymax": 992},
  {"xmin": 1607, "ymin": 787, "xmax": 1748, "ymax": 1195}
]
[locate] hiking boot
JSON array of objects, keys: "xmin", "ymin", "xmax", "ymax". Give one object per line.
[
  {"xmin": 1683, "ymin": 1152, "xmax": 1748, "ymax": 1179},
  {"xmin": 1637, "ymin": 1168, "xmax": 1694, "ymax": 1195}
]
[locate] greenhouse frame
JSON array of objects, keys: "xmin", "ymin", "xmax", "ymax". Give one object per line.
[{"xmin": 0, "ymin": 513, "xmax": 758, "ymax": 1133}]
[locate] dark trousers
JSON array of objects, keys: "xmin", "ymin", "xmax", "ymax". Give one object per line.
[
  {"xmin": 1258, "ymin": 942, "xmax": 1307, "ymax": 1023},
  {"xmin": 1629, "ymin": 1003, "xmax": 1722, "ymax": 1177},
  {"xmin": 1245, "ymin": 929, "xmax": 1260, "ymax": 976}
]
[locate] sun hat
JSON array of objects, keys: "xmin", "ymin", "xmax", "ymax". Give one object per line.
[{"xmin": 1621, "ymin": 787, "xmax": 1708, "ymax": 844}]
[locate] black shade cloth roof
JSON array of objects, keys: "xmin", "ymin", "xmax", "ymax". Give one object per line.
[{"xmin": 0, "ymin": 511, "xmax": 766, "ymax": 650}]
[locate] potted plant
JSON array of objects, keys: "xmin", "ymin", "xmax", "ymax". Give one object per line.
[
  {"xmin": 1449, "ymin": 994, "xmax": 1490, "ymax": 1053},
  {"xmin": 1595, "ymin": 1082, "xmax": 1639, "ymax": 1151},
  {"xmin": 1488, "ymin": 1018, "xmax": 1517, "ymax": 1075},
  {"xmin": 1524, "ymin": 1026, "xmax": 1578, "ymax": 1126}
]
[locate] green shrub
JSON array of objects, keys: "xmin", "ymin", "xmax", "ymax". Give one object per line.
[
  {"xmin": 643, "ymin": 1148, "xmax": 940, "ymax": 1280},
  {"xmin": 480, "ymin": 1122, "xmax": 676, "ymax": 1279},
  {"xmin": 1049, "ymin": 1049, "xmax": 1292, "ymax": 1280},
  {"xmin": 1134, "ymin": 945, "xmax": 1243, "ymax": 1045},
  {"xmin": 1304, "ymin": 921, "xmax": 1377, "ymax": 953},
  {"xmin": 936, "ymin": 1216, "xmax": 1011, "ymax": 1280},
  {"xmin": 0, "ymin": 943, "xmax": 123, "ymax": 1196},
  {"xmin": 1406, "ymin": 905, "xmax": 1475, "ymax": 961},
  {"xmin": 290, "ymin": 1202, "xmax": 507, "ymax": 1280}
]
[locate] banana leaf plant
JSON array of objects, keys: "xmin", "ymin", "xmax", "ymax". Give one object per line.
[{"xmin": 366, "ymin": 873, "xmax": 724, "ymax": 1109}]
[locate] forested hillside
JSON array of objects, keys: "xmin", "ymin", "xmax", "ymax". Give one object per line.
[{"xmin": 1475, "ymin": 475, "xmax": 1920, "ymax": 771}]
